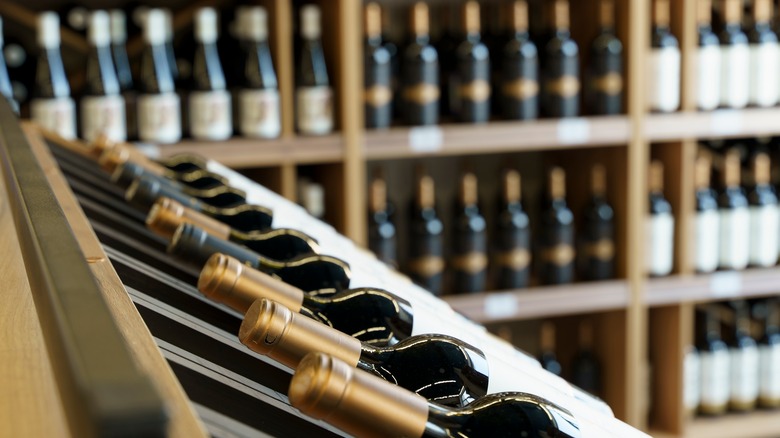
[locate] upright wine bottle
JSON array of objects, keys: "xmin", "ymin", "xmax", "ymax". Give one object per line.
[
  {"xmin": 718, "ymin": 151, "xmax": 750, "ymax": 270},
  {"xmin": 367, "ymin": 169, "xmax": 397, "ymax": 267},
  {"xmin": 493, "ymin": 169, "xmax": 531, "ymax": 289},
  {"xmin": 719, "ymin": 0, "xmax": 749, "ymax": 109},
  {"xmin": 539, "ymin": 167, "xmax": 575, "ymax": 285},
  {"xmin": 288, "ymin": 353, "xmax": 581, "ymax": 438},
  {"xmin": 539, "ymin": 322, "xmax": 562, "ymax": 377},
  {"xmin": 81, "ymin": 11, "xmax": 126, "ymax": 143},
  {"xmin": 162, "ymin": 9, "xmax": 180, "ymax": 85},
  {"xmin": 31, "ymin": 12, "xmax": 76, "ymax": 139},
  {"xmin": 693, "ymin": 154, "xmax": 719, "ymax": 273},
  {"xmin": 571, "ymin": 319, "xmax": 601, "ymax": 396},
  {"xmin": 729, "ymin": 302, "xmax": 760, "ymax": 411},
  {"xmin": 648, "ymin": 0, "xmax": 680, "ymax": 113},
  {"xmin": 137, "ymin": 9, "xmax": 181, "ymax": 144},
  {"xmin": 500, "ymin": 0, "xmax": 538, "ymax": 120},
  {"xmin": 296, "ymin": 5, "xmax": 333, "ymax": 135},
  {"xmin": 401, "ymin": 3, "xmax": 439, "ymax": 126},
  {"xmin": 541, "ymin": 0, "xmax": 579, "ymax": 118},
  {"xmin": 452, "ymin": 1, "xmax": 491, "ymax": 123},
  {"xmin": 748, "ymin": 153, "xmax": 779, "ymax": 267},
  {"xmin": 748, "ymin": 0, "xmax": 780, "ymax": 107},
  {"xmin": 297, "ymin": 179, "xmax": 326, "ymax": 220},
  {"xmin": 647, "ymin": 161, "xmax": 674, "ymax": 276},
  {"xmin": 408, "ymin": 170, "xmax": 444, "ymax": 295},
  {"xmin": 0, "ymin": 17, "xmax": 18, "ymax": 112},
  {"xmin": 759, "ymin": 300, "xmax": 780, "ymax": 408},
  {"xmin": 683, "ymin": 345, "xmax": 701, "ymax": 416},
  {"xmin": 697, "ymin": 307, "xmax": 730, "ymax": 415},
  {"xmin": 579, "ymin": 164, "xmax": 615, "ymax": 281},
  {"xmin": 110, "ymin": 10, "xmax": 136, "ymax": 139},
  {"xmin": 587, "ymin": 0, "xmax": 623, "ymax": 115},
  {"xmin": 451, "ymin": 172, "xmax": 488, "ymax": 294},
  {"xmin": 363, "ymin": 3, "xmax": 392, "ymax": 129},
  {"xmin": 696, "ymin": 0, "xmax": 720, "ymax": 111}
]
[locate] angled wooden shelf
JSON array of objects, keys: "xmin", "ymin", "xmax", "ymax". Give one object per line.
[
  {"xmin": 646, "ymin": 108, "xmax": 780, "ymax": 142},
  {"xmin": 364, "ymin": 116, "xmax": 631, "ymax": 160},
  {"xmin": 645, "ymin": 268, "xmax": 780, "ymax": 307},
  {"xmin": 442, "ymin": 280, "xmax": 631, "ymax": 323}
]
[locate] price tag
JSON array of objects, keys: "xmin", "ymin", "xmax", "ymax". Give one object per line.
[
  {"xmin": 408, "ymin": 126, "xmax": 443, "ymax": 152},
  {"xmin": 133, "ymin": 142, "xmax": 161, "ymax": 159},
  {"xmin": 710, "ymin": 270, "xmax": 742, "ymax": 298},
  {"xmin": 484, "ymin": 293, "xmax": 519, "ymax": 319},
  {"xmin": 557, "ymin": 118, "xmax": 591, "ymax": 144},
  {"xmin": 709, "ymin": 110, "xmax": 743, "ymax": 136}
]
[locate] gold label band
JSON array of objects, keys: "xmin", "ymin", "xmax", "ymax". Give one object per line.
[
  {"xmin": 458, "ymin": 79, "xmax": 491, "ymax": 103},
  {"xmin": 502, "ymin": 78, "xmax": 539, "ymax": 100},
  {"xmin": 585, "ymin": 239, "xmax": 615, "ymax": 261},
  {"xmin": 698, "ymin": 403, "xmax": 728, "ymax": 415},
  {"xmin": 402, "ymin": 83, "xmax": 440, "ymax": 105},
  {"xmin": 592, "ymin": 72, "xmax": 623, "ymax": 95},
  {"xmin": 408, "ymin": 255, "xmax": 445, "ymax": 277},
  {"xmin": 544, "ymin": 75, "xmax": 580, "ymax": 98},
  {"xmin": 494, "ymin": 248, "xmax": 531, "ymax": 270},
  {"xmin": 364, "ymin": 84, "xmax": 393, "ymax": 108},
  {"xmin": 541, "ymin": 244, "xmax": 575, "ymax": 266},
  {"xmin": 452, "ymin": 252, "xmax": 488, "ymax": 274}
]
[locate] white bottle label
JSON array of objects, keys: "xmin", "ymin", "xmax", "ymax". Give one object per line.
[
  {"xmin": 30, "ymin": 97, "xmax": 77, "ymax": 140},
  {"xmin": 648, "ymin": 47, "xmax": 680, "ymax": 113},
  {"xmin": 189, "ymin": 90, "xmax": 232, "ymax": 140},
  {"xmin": 683, "ymin": 348, "xmax": 701, "ymax": 412},
  {"xmin": 239, "ymin": 88, "xmax": 281, "ymax": 138},
  {"xmin": 759, "ymin": 344, "xmax": 780, "ymax": 403},
  {"xmin": 749, "ymin": 43, "xmax": 780, "ymax": 107},
  {"xmin": 696, "ymin": 45, "xmax": 721, "ymax": 110},
  {"xmin": 730, "ymin": 345, "xmax": 760, "ymax": 407},
  {"xmin": 80, "ymin": 94, "xmax": 126, "ymax": 142},
  {"xmin": 296, "ymin": 86, "xmax": 333, "ymax": 135},
  {"xmin": 700, "ymin": 349, "xmax": 731, "ymax": 408},
  {"xmin": 750, "ymin": 205, "xmax": 780, "ymax": 267},
  {"xmin": 718, "ymin": 207, "xmax": 750, "ymax": 270},
  {"xmin": 694, "ymin": 210, "xmax": 720, "ymax": 273},
  {"xmin": 646, "ymin": 212, "xmax": 675, "ymax": 276},
  {"xmin": 720, "ymin": 44, "xmax": 750, "ymax": 108},
  {"xmin": 137, "ymin": 92, "xmax": 182, "ymax": 144}
]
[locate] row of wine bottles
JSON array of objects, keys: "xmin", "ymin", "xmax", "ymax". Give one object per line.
[
  {"xmin": 684, "ymin": 300, "xmax": 780, "ymax": 416},
  {"xmin": 650, "ymin": 0, "xmax": 780, "ymax": 112},
  {"xmin": 535, "ymin": 320, "xmax": 603, "ymax": 398},
  {"xmin": 369, "ymin": 165, "xmax": 616, "ymax": 295}
]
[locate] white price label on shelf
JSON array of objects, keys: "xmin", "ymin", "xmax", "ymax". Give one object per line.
[
  {"xmin": 557, "ymin": 118, "xmax": 591, "ymax": 144},
  {"xmin": 133, "ymin": 142, "xmax": 162, "ymax": 159},
  {"xmin": 710, "ymin": 270, "xmax": 742, "ymax": 298},
  {"xmin": 484, "ymin": 293, "xmax": 519, "ymax": 319},
  {"xmin": 709, "ymin": 110, "xmax": 743, "ymax": 136},
  {"xmin": 408, "ymin": 126, "xmax": 443, "ymax": 152}
]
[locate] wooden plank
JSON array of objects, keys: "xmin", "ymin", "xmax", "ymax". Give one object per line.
[
  {"xmin": 649, "ymin": 305, "xmax": 687, "ymax": 434},
  {"xmin": 646, "ymin": 268, "xmax": 780, "ymax": 306},
  {"xmin": 645, "ymin": 108, "xmax": 780, "ymax": 141},
  {"xmin": 684, "ymin": 411, "xmax": 780, "ymax": 438}
]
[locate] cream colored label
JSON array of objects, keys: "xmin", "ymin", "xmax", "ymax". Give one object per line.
[
  {"xmin": 239, "ymin": 88, "xmax": 281, "ymax": 138},
  {"xmin": 646, "ymin": 212, "xmax": 674, "ymax": 276},
  {"xmin": 137, "ymin": 92, "xmax": 181, "ymax": 144},
  {"xmin": 759, "ymin": 344, "xmax": 780, "ymax": 403},
  {"xmin": 750, "ymin": 43, "xmax": 780, "ymax": 107},
  {"xmin": 30, "ymin": 97, "xmax": 77, "ymax": 139},
  {"xmin": 683, "ymin": 348, "xmax": 701, "ymax": 412},
  {"xmin": 700, "ymin": 349, "xmax": 730, "ymax": 411},
  {"xmin": 696, "ymin": 45, "xmax": 721, "ymax": 111},
  {"xmin": 730, "ymin": 346, "xmax": 760, "ymax": 408},
  {"xmin": 694, "ymin": 210, "xmax": 720, "ymax": 273},
  {"xmin": 189, "ymin": 90, "xmax": 232, "ymax": 140},
  {"xmin": 719, "ymin": 207, "xmax": 750, "ymax": 270},
  {"xmin": 80, "ymin": 94, "xmax": 126, "ymax": 142},
  {"xmin": 749, "ymin": 205, "xmax": 780, "ymax": 267},
  {"xmin": 647, "ymin": 47, "xmax": 680, "ymax": 112},
  {"xmin": 296, "ymin": 86, "xmax": 333, "ymax": 135},
  {"xmin": 720, "ymin": 44, "xmax": 750, "ymax": 108}
]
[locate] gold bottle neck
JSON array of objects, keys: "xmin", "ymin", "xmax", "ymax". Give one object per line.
[
  {"xmin": 370, "ymin": 172, "xmax": 388, "ymax": 213},
  {"xmin": 649, "ymin": 161, "xmax": 664, "ymax": 193},
  {"xmin": 599, "ymin": 0, "xmax": 615, "ymax": 29},
  {"xmin": 463, "ymin": 1, "xmax": 481, "ymax": 35},
  {"xmin": 753, "ymin": 153, "xmax": 771, "ymax": 186},
  {"xmin": 410, "ymin": 2, "xmax": 430, "ymax": 37},
  {"xmin": 694, "ymin": 155, "xmax": 712, "ymax": 190},
  {"xmin": 503, "ymin": 169, "xmax": 522, "ymax": 203},
  {"xmin": 540, "ymin": 322, "xmax": 557, "ymax": 351},
  {"xmin": 722, "ymin": 152, "xmax": 741, "ymax": 188},
  {"xmin": 697, "ymin": 0, "xmax": 712, "ymax": 26},
  {"xmin": 510, "ymin": 1, "xmax": 529, "ymax": 33},
  {"xmin": 417, "ymin": 172, "xmax": 436, "ymax": 209},
  {"xmin": 653, "ymin": 0, "xmax": 671, "ymax": 28},
  {"xmin": 460, "ymin": 172, "xmax": 479, "ymax": 206},
  {"xmin": 550, "ymin": 0, "xmax": 570, "ymax": 30},
  {"xmin": 591, "ymin": 164, "xmax": 607, "ymax": 197},
  {"xmin": 755, "ymin": 0, "xmax": 773, "ymax": 25},
  {"xmin": 364, "ymin": 2, "xmax": 382, "ymax": 39},
  {"xmin": 146, "ymin": 197, "xmax": 232, "ymax": 240},
  {"xmin": 723, "ymin": 0, "xmax": 742, "ymax": 24},
  {"xmin": 549, "ymin": 167, "xmax": 566, "ymax": 199}
]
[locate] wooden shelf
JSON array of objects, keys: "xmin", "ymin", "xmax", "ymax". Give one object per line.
[
  {"xmin": 645, "ymin": 268, "xmax": 780, "ymax": 307},
  {"xmin": 646, "ymin": 108, "xmax": 780, "ymax": 142},
  {"xmin": 442, "ymin": 280, "xmax": 630, "ymax": 323},
  {"xmin": 364, "ymin": 116, "xmax": 631, "ymax": 160},
  {"xmin": 684, "ymin": 411, "xmax": 780, "ymax": 438}
]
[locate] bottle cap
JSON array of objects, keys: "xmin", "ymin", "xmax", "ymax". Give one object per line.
[
  {"xmin": 416, "ymin": 169, "xmax": 435, "ymax": 209},
  {"xmin": 146, "ymin": 196, "xmax": 231, "ymax": 240},
  {"xmin": 300, "ymin": 181, "xmax": 325, "ymax": 218},
  {"xmin": 460, "ymin": 172, "xmax": 479, "ymax": 206},
  {"xmin": 722, "ymin": 151, "xmax": 741, "ymax": 187},
  {"xmin": 38, "ymin": 12, "xmax": 61, "ymax": 49},
  {"xmin": 163, "ymin": 8, "xmax": 174, "ymax": 41},
  {"xmin": 649, "ymin": 161, "xmax": 664, "ymax": 192},
  {"xmin": 245, "ymin": 6, "xmax": 268, "ymax": 42},
  {"xmin": 697, "ymin": 0, "xmax": 712, "ymax": 26},
  {"xmin": 88, "ymin": 10, "xmax": 112, "ymax": 47},
  {"xmin": 503, "ymin": 169, "xmax": 522, "ymax": 203},
  {"xmin": 369, "ymin": 170, "xmax": 387, "ymax": 213},
  {"xmin": 364, "ymin": 2, "xmax": 382, "ymax": 39},
  {"xmin": 540, "ymin": 321, "xmax": 556, "ymax": 351},
  {"xmin": 653, "ymin": 0, "xmax": 671, "ymax": 27},
  {"xmin": 694, "ymin": 155, "xmax": 712, "ymax": 190},
  {"xmin": 463, "ymin": 1, "xmax": 481, "ymax": 35},
  {"xmin": 510, "ymin": 1, "xmax": 529, "ymax": 33},
  {"xmin": 301, "ymin": 5, "xmax": 322, "ymax": 39},
  {"xmin": 109, "ymin": 10, "xmax": 127, "ymax": 43},
  {"xmin": 549, "ymin": 167, "xmax": 566, "ymax": 199},
  {"xmin": 551, "ymin": 0, "xmax": 570, "ymax": 30},
  {"xmin": 754, "ymin": 0, "xmax": 772, "ymax": 23},
  {"xmin": 723, "ymin": 0, "xmax": 742, "ymax": 24},
  {"xmin": 753, "ymin": 153, "xmax": 771, "ymax": 185},
  {"xmin": 144, "ymin": 9, "xmax": 167, "ymax": 46},
  {"xmin": 195, "ymin": 7, "xmax": 219, "ymax": 44},
  {"xmin": 599, "ymin": 0, "xmax": 615, "ymax": 28},
  {"xmin": 591, "ymin": 164, "xmax": 607, "ymax": 196},
  {"xmin": 410, "ymin": 2, "xmax": 429, "ymax": 37}
]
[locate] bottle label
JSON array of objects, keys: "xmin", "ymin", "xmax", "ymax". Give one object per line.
[
  {"xmin": 544, "ymin": 75, "xmax": 580, "ymax": 98},
  {"xmin": 730, "ymin": 345, "xmax": 760, "ymax": 409},
  {"xmin": 493, "ymin": 248, "xmax": 531, "ymax": 271},
  {"xmin": 719, "ymin": 44, "xmax": 750, "ymax": 108},
  {"xmin": 694, "ymin": 209, "xmax": 720, "ymax": 273},
  {"xmin": 749, "ymin": 42, "xmax": 780, "ymax": 107},
  {"xmin": 80, "ymin": 94, "xmax": 127, "ymax": 142},
  {"xmin": 296, "ymin": 86, "xmax": 333, "ymax": 135},
  {"xmin": 457, "ymin": 79, "xmax": 491, "ymax": 103},
  {"xmin": 137, "ymin": 92, "xmax": 182, "ymax": 144},
  {"xmin": 584, "ymin": 238, "xmax": 615, "ymax": 261},
  {"xmin": 402, "ymin": 82, "xmax": 440, "ymax": 105},
  {"xmin": 502, "ymin": 77, "xmax": 539, "ymax": 101},
  {"xmin": 696, "ymin": 45, "xmax": 721, "ymax": 110},
  {"xmin": 407, "ymin": 255, "xmax": 445, "ymax": 278},
  {"xmin": 540, "ymin": 243, "xmax": 575, "ymax": 267},
  {"xmin": 647, "ymin": 47, "xmax": 680, "ymax": 112},
  {"xmin": 591, "ymin": 72, "xmax": 623, "ymax": 96},
  {"xmin": 759, "ymin": 344, "xmax": 780, "ymax": 405},
  {"xmin": 683, "ymin": 348, "xmax": 701, "ymax": 412},
  {"xmin": 239, "ymin": 88, "xmax": 281, "ymax": 138},
  {"xmin": 451, "ymin": 251, "xmax": 488, "ymax": 274},
  {"xmin": 749, "ymin": 205, "xmax": 780, "ymax": 267},
  {"xmin": 30, "ymin": 97, "xmax": 77, "ymax": 140},
  {"xmin": 363, "ymin": 84, "xmax": 392, "ymax": 108},
  {"xmin": 189, "ymin": 90, "xmax": 232, "ymax": 140},
  {"xmin": 700, "ymin": 349, "xmax": 730, "ymax": 413},
  {"xmin": 718, "ymin": 207, "xmax": 750, "ymax": 270},
  {"xmin": 646, "ymin": 212, "xmax": 675, "ymax": 276}
]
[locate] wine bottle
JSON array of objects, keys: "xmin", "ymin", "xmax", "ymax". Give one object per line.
[
  {"xmin": 758, "ymin": 300, "xmax": 780, "ymax": 408},
  {"xmin": 169, "ymin": 223, "xmax": 351, "ymax": 292},
  {"xmin": 588, "ymin": 0, "xmax": 623, "ymax": 115},
  {"xmin": 3, "ymin": 34, "xmax": 31, "ymax": 109},
  {"xmin": 696, "ymin": 0, "xmax": 720, "ymax": 111},
  {"xmin": 239, "ymin": 6, "xmax": 281, "ymax": 139},
  {"xmin": 162, "ymin": 9, "xmax": 180, "ymax": 84},
  {"xmin": 363, "ymin": 3, "xmax": 392, "ymax": 129},
  {"xmin": 120, "ymin": 166, "xmax": 246, "ymax": 208},
  {"xmin": 693, "ymin": 154, "xmax": 719, "ymax": 273},
  {"xmin": 288, "ymin": 352, "xmax": 581, "ymax": 438},
  {"xmin": 493, "ymin": 169, "xmax": 531, "ymax": 289},
  {"xmin": 697, "ymin": 307, "xmax": 730, "ymax": 415},
  {"xmin": 719, "ymin": 0, "xmax": 749, "ymax": 109},
  {"xmin": 451, "ymin": 1, "xmax": 491, "ymax": 123},
  {"xmin": 367, "ymin": 169, "xmax": 397, "ymax": 266},
  {"xmin": 748, "ymin": 153, "xmax": 779, "ymax": 267},
  {"xmin": 451, "ymin": 172, "xmax": 488, "ymax": 293},
  {"xmin": 109, "ymin": 10, "xmax": 137, "ymax": 140},
  {"xmin": 81, "ymin": 10, "xmax": 127, "ymax": 143},
  {"xmin": 539, "ymin": 167, "xmax": 575, "ymax": 285},
  {"xmin": 647, "ymin": 161, "xmax": 674, "ymax": 276},
  {"xmin": 408, "ymin": 170, "xmax": 444, "ymax": 295},
  {"xmin": 748, "ymin": 0, "xmax": 780, "ymax": 107},
  {"xmin": 571, "ymin": 319, "xmax": 601, "ymax": 396},
  {"xmin": 31, "ymin": 12, "xmax": 76, "ymax": 140},
  {"xmin": 728, "ymin": 302, "xmax": 760, "ymax": 411},
  {"xmin": 579, "ymin": 164, "xmax": 615, "ymax": 281},
  {"xmin": 718, "ymin": 151, "xmax": 750, "ymax": 270},
  {"xmin": 58, "ymin": 3, "xmax": 88, "ymax": 36},
  {"xmin": 683, "ymin": 345, "xmax": 701, "ymax": 416},
  {"xmin": 648, "ymin": 0, "xmax": 680, "ymax": 113},
  {"xmin": 539, "ymin": 322, "xmax": 562, "ymax": 377},
  {"xmin": 401, "ymin": 3, "xmax": 439, "ymax": 126},
  {"xmin": 137, "ymin": 8, "xmax": 182, "ymax": 144},
  {"xmin": 189, "ymin": 7, "xmax": 232, "ymax": 141},
  {"xmin": 297, "ymin": 179, "xmax": 326, "ymax": 220},
  {"xmin": 296, "ymin": 5, "xmax": 334, "ymax": 135},
  {"xmin": 0, "ymin": 17, "xmax": 18, "ymax": 112},
  {"xmin": 501, "ymin": 1, "xmax": 538, "ymax": 121},
  {"xmin": 542, "ymin": 0, "xmax": 579, "ymax": 118}
]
